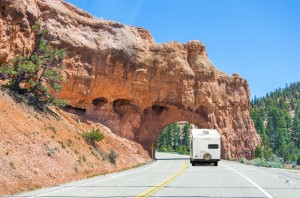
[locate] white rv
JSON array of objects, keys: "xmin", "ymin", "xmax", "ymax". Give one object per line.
[{"xmin": 190, "ymin": 129, "xmax": 221, "ymax": 166}]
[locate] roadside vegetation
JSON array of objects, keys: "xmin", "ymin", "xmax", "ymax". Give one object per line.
[
  {"xmin": 251, "ymin": 82, "xmax": 300, "ymax": 167},
  {"xmin": 240, "ymin": 156, "xmax": 284, "ymax": 168},
  {"xmin": 82, "ymin": 129, "xmax": 118, "ymax": 164},
  {"xmin": 82, "ymin": 129, "xmax": 105, "ymax": 145},
  {"xmin": 0, "ymin": 22, "xmax": 67, "ymax": 111},
  {"xmin": 108, "ymin": 150, "xmax": 117, "ymax": 165}
]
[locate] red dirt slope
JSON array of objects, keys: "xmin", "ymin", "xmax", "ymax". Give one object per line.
[{"xmin": 0, "ymin": 89, "xmax": 150, "ymax": 196}]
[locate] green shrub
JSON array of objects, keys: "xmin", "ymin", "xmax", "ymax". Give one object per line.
[
  {"xmin": 250, "ymin": 158, "xmax": 268, "ymax": 167},
  {"xmin": 158, "ymin": 145, "xmax": 168, "ymax": 152},
  {"xmin": 82, "ymin": 129, "xmax": 104, "ymax": 144},
  {"xmin": 240, "ymin": 157, "xmax": 251, "ymax": 165},
  {"xmin": 174, "ymin": 145, "xmax": 189, "ymax": 155},
  {"xmin": 108, "ymin": 150, "xmax": 117, "ymax": 164},
  {"xmin": 240, "ymin": 157, "xmax": 283, "ymax": 168},
  {"xmin": 297, "ymin": 155, "xmax": 300, "ymax": 165},
  {"xmin": 51, "ymin": 99, "xmax": 68, "ymax": 107},
  {"xmin": 48, "ymin": 125, "xmax": 56, "ymax": 133},
  {"xmin": 9, "ymin": 161, "xmax": 15, "ymax": 169}
]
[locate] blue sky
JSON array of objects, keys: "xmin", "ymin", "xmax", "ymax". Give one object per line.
[{"xmin": 66, "ymin": 0, "xmax": 300, "ymax": 98}]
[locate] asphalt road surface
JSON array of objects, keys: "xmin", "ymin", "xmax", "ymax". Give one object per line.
[{"xmin": 8, "ymin": 152, "xmax": 300, "ymax": 198}]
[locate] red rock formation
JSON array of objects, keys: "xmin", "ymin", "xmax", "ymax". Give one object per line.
[{"xmin": 0, "ymin": 0, "xmax": 260, "ymax": 159}]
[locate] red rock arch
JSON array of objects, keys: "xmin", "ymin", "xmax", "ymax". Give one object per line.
[
  {"xmin": 0, "ymin": 0, "xmax": 260, "ymax": 160},
  {"xmin": 136, "ymin": 104, "xmax": 227, "ymax": 159}
]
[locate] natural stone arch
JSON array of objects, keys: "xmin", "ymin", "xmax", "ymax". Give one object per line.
[
  {"xmin": 0, "ymin": 0, "xmax": 260, "ymax": 160},
  {"xmin": 58, "ymin": 38, "xmax": 261, "ymax": 160},
  {"xmin": 135, "ymin": 104, "xmax": 227, "ymax": 159}
]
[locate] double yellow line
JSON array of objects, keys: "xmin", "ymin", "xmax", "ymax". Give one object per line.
[{"xmin": 136, "ymin": 161, "xmax": 188, "ymax": 198}]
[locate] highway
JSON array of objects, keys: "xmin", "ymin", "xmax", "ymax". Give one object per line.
[{"xmin": 9, "ymin": 152, "xmax": 300, "ymax": 198}]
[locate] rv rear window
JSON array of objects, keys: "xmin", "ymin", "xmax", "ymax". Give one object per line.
[{"xmin": 208, "ymin": 144, "xmax": 219, "ymax": 149}]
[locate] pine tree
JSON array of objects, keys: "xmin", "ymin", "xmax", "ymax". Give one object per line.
[
  {"xmin": 292, "ymin": 116, "xmax": 300, "ymax": 148},
  {"xmin": 182, "ymin": 122, "xmax": 191, "ymax": 148},
  {"xmin": 169, "ymin": 123, "xmax": 180, "ymax": 151},
  {"xmin": 0, "ymin": 22, "xmax": 67, "ymax": 109},
  {"xmin": 275, "ymin": 116, "xmax": 288, "ymax": 152},
  {"xmin": 261, "ymin": 132, "xmax": 272, "ymax": 160},
  {"xmin": 255, "ymin": 145, "xmax": 264, "ymax": 158}
]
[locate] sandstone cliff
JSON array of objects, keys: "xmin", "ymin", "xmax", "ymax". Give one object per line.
[{"xmin": 0, "ymin": 0, "xmax": 260, "ymax": 160}]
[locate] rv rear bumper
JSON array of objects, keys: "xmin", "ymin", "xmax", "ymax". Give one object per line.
[{"xmin": 190, "ymin": 159, "xmax": 220, "ymax": 163}]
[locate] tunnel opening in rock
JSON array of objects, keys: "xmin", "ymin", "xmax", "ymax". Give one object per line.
[
  {"xmin": 92, "ymin": 97, "xmax": 108, "ymax": 107},
  {"xmin": 154, "ymin": 121, "xmax": 223, "ymax": 161},
  {"xmin": 113, "ymin": 99, "xmax": 134, "ymax": 116},
  {"xmin": 155, "ymin": 121, "xmax": 194, "ymax": 157}
]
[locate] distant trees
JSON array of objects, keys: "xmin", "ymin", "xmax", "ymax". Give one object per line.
[
  {"xmin": 292, "ymin": 116, "xmax": 300, "ymax": 148},
  {"xmin": 155, "ymin": 82, "xmax": 300, "ymax": 163},
  {"xmin": 156, "ymin": 122, "xmax": 191, "ymax": 155},
  {"xmin": 182, "ymin": 122, "xmax": 191, "ymax": 147},
  {"xmin": 251, "ymin": 82, "xmax": 300, "ymax": 163}
]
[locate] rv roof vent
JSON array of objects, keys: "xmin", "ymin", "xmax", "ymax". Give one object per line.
[{"xmin": 203, "ymin": 130, "xmax": 209, "ymax": 134}]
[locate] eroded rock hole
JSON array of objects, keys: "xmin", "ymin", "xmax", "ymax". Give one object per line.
[
  {"xmin": 1, "ymin": 6, "xmax": 6, "ymax": 16},
  {"xmin": 113, "ymin": 99, "xmax": 131, "ymax": 116},
  {"xmin": 92, "ymin": 97, "xmax": 107, "ymax": 107},
  {"xmin": 152, "ymin": 104, "xmax": 168, "ymax": 115},
  {"xmin": 196, "ymin": 106, "xmax": 209, "ymax": 121},
  {"xmin": 63, "ymin": 105, "xmax": 86, "ymax": 116}
]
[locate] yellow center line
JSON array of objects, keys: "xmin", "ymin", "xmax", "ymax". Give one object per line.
[{"xmin": 136, "ymin": 160, "xmax": 188, "ymax": 198}]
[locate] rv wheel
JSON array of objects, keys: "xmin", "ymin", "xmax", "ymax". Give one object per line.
[
  {"xmin": 214, "ymin": 161, "xmax": 218, "ymax": 166},
  {"xmin": 203, "ymin": 153, "xmax": 212, "ymax": 161},
  {"xmin": 192, "ymin": 162, "xmax": 195, "ymax": 166}
]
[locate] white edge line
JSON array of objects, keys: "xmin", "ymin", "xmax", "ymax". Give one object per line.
[
  {"xmin": 221, "ymin": 164, "xmax": 273, "ymax": 198},
  {"xmin": 21, "ymin": 160, "xmax": 159, "ymax": 198}
]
